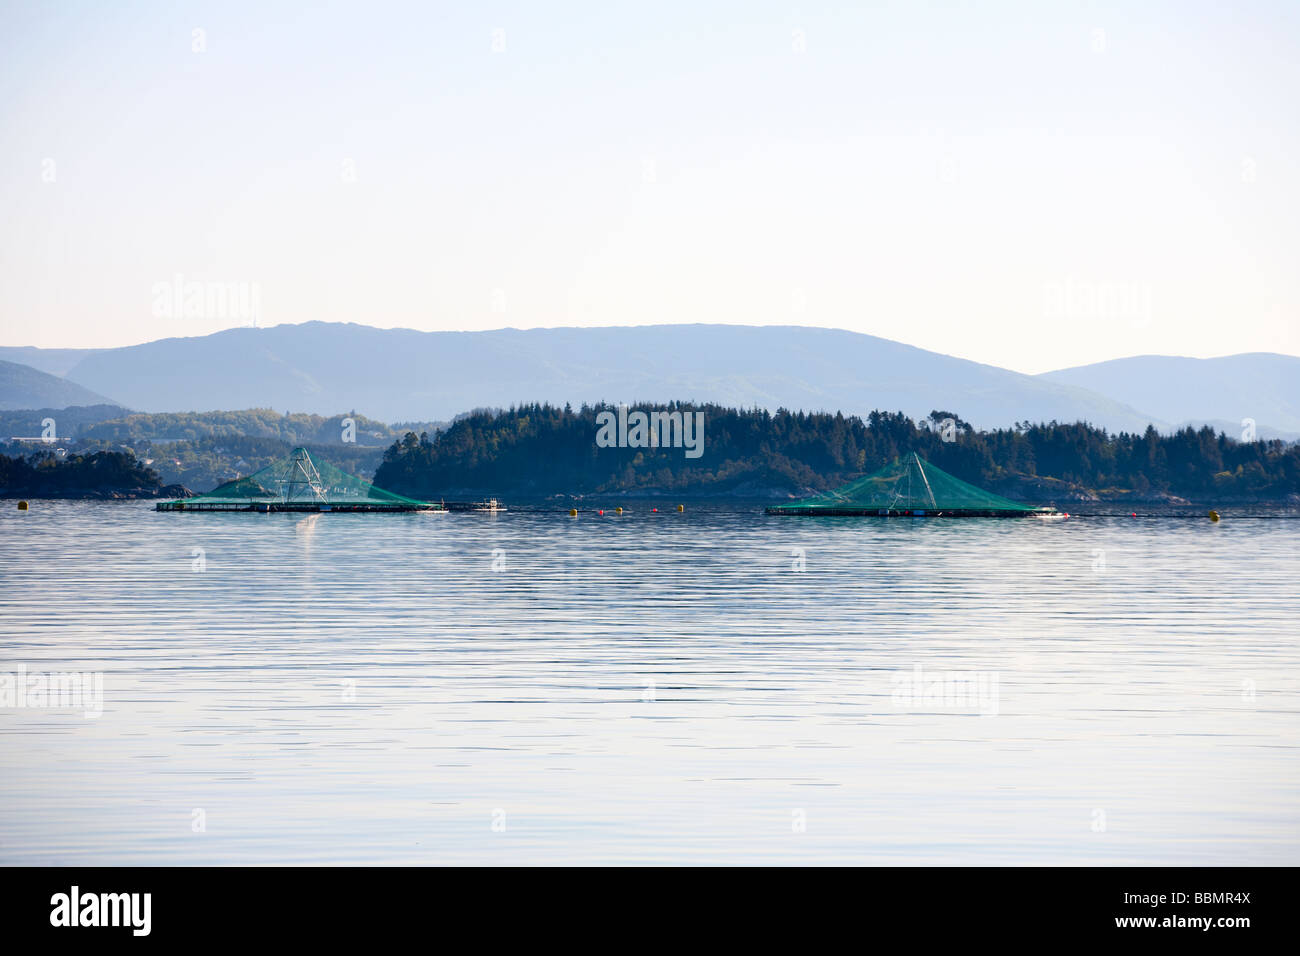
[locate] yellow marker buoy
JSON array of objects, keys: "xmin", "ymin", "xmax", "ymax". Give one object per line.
[
  {"xmin": 1209, "ymin": 509, "xmax": 1220, "ymax": 522},
  {"xmin": 17, "ymin": 500, "xmax": 29, "ymax": 511},
  {"xmin": 569, "ymin": 508, "xmax": 578, "ymax": 517},
  {"xmin": 676, "ymin": 504, "xmax": 684, "ymax": 512},
  {"xmin": 615, "ymin": 506, "xmax": 623, "ymax": 515}
]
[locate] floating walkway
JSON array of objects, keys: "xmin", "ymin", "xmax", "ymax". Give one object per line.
[
  {"xmin": 766, "ymin": 453, "xmax": 1060, "ymax": 518},
  {"xmin": 157, "ymin": 500, "xmax": 440, "ymax": 513},
  {"xmin": 766, "ymin": 506, "xmax": 1059, "ymax": 518}
]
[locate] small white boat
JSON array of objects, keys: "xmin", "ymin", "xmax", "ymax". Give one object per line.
[{"xmin": 474, "ymin": 498, "xmax": 506, "ymax": 513}]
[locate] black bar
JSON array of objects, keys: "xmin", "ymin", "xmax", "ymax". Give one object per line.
[{"xmin": 0, "ymin": 866, "xmax": 1288, "ymax": 945}]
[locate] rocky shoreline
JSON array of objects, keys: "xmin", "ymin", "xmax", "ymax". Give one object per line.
[{"xmin": 2, "ymin": 483, "xmax": 191, "ymax": 501}]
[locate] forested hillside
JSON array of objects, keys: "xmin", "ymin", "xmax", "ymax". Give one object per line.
[
  {"xmin": 0, "ymin": 450, "xmax": 173, "ymax": 499},
  {"xmin": 374, "ymin": 403, "xmax": 1300, "ymax": 503}
]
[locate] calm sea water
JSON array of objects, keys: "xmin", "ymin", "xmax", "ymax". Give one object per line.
[{"xmin": 1, "ymin": 500, "xmax": 1297, "ymax": 865}]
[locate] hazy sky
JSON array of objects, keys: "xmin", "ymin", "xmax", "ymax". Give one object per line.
[{"xmin": 1, "ymin": 0, "xmax": 1297, "ymax": 372}]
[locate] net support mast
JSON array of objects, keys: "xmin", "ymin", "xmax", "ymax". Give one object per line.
[{"xmin": 278, "ymin": 448, "xmax": 328, "ymax": 505}]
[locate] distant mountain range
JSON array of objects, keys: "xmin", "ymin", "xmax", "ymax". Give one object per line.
[
  {"xmin": 0, "ymin": 359, "xmax": 118, "ymax": 412},
  {"xmin": 1, "ymin": 323, "xmax": 1297, "ymax": 438},
  {"xmin": 1039, "ymin": 353, "xmax": 1300, "ymax": 435},
  {"xmin": 0, "ymin": 347, "xmax": 97, "ymax": 379}
]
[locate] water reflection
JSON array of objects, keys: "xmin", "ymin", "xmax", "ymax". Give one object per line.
[{"xmin": 0, "ymin": 501, "xmax": 1297, "ymax": 864}]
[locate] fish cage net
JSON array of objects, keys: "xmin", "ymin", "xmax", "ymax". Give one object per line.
[
  {"xmin": 160, "ymin": 447, "xmax": 431, "ymax": 510},
  {"xmin": 767, "ymin": 453, "xmax": 1055, "ymax": 516}
]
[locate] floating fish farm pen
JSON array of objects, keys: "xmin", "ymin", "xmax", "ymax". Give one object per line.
[
  {"xmin": 157, "ymin": 447, "xmax": 443, "ymax": 513},
  {"xmin": 766, "ymin": 453, "xmax": 1060, "ymax": 518}
]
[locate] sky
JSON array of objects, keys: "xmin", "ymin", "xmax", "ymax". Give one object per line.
[{"xmin": 1, "ymin": 0, "xmax": 1297, "ymax": 373}]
